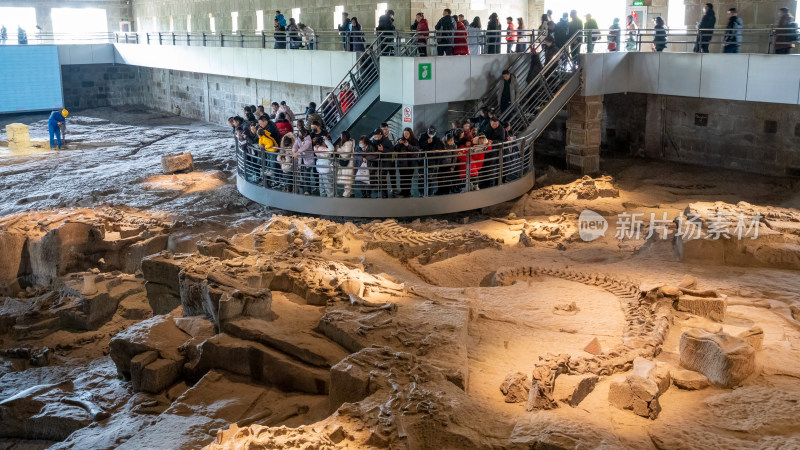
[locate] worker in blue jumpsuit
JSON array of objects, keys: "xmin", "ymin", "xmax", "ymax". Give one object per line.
[{"xmin": 48, "ymin": 109, "xmax": 68, "ymax": 149}]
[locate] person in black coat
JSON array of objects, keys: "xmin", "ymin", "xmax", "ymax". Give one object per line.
[
  {"xmin": 723, "ymin": 8, "xmax": 743, "ymax": 53},
  {"xmin": 369, "ymin": 129, "xmax": 394, "ymax": 198},
  {"xmin": 394, "ymin": 128, "xmax": 420, "ymax": 197},
  {"xmin": 481, "ymin": 117, "xmax": 507, "ymax": 189},
  {"xmin": 554, "ymin": 13, "xmax": 569, "ymax": 48},
  {"xmin": 653, "ymin": 17, "xmax": 668, "ymax": 52},
  {"xmin": 435, "ymin": 8, "xmax": 457, "ymax": 56},
  {"xmin": 376, "ymin": 9, "xmax": 396, "ymax": 55},
  {"xmin": 419, "ymin": 126, "xmax": 444, "ymax": 196},
  {"xmin": 693, "ymin": 3, "xmax": 716, "ymax": 53},
  {"xmin": 486, "ymin": 13, "xmax": 502, "ymax": 54}
]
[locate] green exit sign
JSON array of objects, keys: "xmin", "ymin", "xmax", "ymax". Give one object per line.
[
  {"xmin": 418, "ymin": 63, "xmax": 432, "ymax": 81},
  {"xmin": 632, "ymin": 1, "xmax": 645, "ymax": 6}
]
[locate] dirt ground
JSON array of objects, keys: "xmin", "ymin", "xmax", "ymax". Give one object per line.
[{"xmin": 1, "ymin": 107, "xmax": 799, "ymax": 449}]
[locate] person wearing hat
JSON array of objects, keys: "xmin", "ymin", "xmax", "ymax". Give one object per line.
[
  {"xmin": 584, "ymin": 13, "xmax": 599, "ymax": 53},
  {"xmin": 371, "ymin": 128, "xmax": 393, "ymax": 198},
  {"xmin": 48, "ymin": 109, "xmax": 68, "ymax": 149},
  {"xmin": 419, "ymin": 126, "xmax": 443, "ymax": 196}
]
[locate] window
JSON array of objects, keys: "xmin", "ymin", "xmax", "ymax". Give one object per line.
[
  {"xmin": 334, "ymin": 5, "xmax": 344, "ymax": 29},
  {"xmin": 169, "ymin": 16, "xmax": 174, "ymax": 32},
  {"xmin": 51, "ymin": 7, "xmax": 108, "ymax": 42},
  {"xmin": 667, "ymin": 0, "xmax": 686, "ymax": 30},
  {"xmin": 0, "ymin": 7, "xmax": 37, "ymax": 38},
  {"xmin": 209, "ymin": 13, "xmax": 216, "ymax": 33},
  {"xmin": 231, "ymin": 12, "xmax": 238, "ymax": 33},
  {"xmin": 292, "ymin": 8, "xmax": 301, "ymax": 23},
  {"xmin": 187, "ymin": 15, "xmax": 192, "ymax": 32},
  {"xmin": 375, "ymin": 3, "xmax": 387, "ymax": 27},
  {"xmin": 256, "ymin": 10, "xmax": 264, "ymax": 31},
  {"xmin": 470, "ymin": 0, "xmax": 487, "ymax": 9}
]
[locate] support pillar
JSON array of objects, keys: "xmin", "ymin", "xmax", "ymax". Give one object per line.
[{"xmin": 565, "ymin": 94, "xmax": 603, "ymax": 174}]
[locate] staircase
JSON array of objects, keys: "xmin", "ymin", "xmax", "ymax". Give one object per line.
[
  {"xmin": 318, "ymin": 37, "xmax": 417, "ymax": 140},
  {"xmin": 465, "ymin": 33, "xmax": 582, "ymax": 140}
]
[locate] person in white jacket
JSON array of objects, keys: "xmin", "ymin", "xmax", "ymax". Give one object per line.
[
  {"xmin": 336, "ymin": 130, "xmax": 356, "ymax": 197},
  {"xmin": 314, "ymin": 136, "xmax": 335, "ymax": 197},
  {"xmin": 299, "ymin": 23, "xmax": 316, "ymax": 50}
]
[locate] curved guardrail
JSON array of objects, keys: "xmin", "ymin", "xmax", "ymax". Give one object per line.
[{"xmin": 236, "ymin": 135, "xmax": 535, "ymax": 217}]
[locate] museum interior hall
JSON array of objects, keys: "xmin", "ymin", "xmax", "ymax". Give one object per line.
[{"xmin": 1, "ymin": 0, "xmax": 800, "ymax": 448}]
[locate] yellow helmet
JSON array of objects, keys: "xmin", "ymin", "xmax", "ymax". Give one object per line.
[{"xmin": 61, "ymin": 109, "xmax": 69, "ymax": 117}]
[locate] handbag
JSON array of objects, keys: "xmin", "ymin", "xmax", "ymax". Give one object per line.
[{"xmin": 355, "ymin": 162, "xmax": 370, "ymax": 184}]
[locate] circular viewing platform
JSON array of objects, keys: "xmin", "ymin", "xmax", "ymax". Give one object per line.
[{"xmin": 235, "ymin": 136, "xmax": 535, "ymax": 218}]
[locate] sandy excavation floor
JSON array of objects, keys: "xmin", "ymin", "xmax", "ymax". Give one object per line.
[{"xmin": 1, "ymin": 107, "xmax": 799, "ymax": 449}]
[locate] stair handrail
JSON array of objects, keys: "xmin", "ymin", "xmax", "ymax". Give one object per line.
[
  {"xmin": 496, "ymin": 32, "xmax": 582, "ymax": 135},
  {"xmin": 317, "ymin": 37, "xmax": 383, "ymax": 133},
  {"xmin": 459, "ymin": 33, "xmax": 546, "ymax": 124}
]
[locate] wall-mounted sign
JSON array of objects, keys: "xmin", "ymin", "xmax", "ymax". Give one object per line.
[
  {"xmin": 418, "ymin": 63, "xmax": 432, "ymax": 81},
  {"xmin": 402, "ymin": 106, "xmax": 413, "ymax": 123},
  {"xmin": 632, "ymin": 1, "xmax": 645, "ymax": 6}
]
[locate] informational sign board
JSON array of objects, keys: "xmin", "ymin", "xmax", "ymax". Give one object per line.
[
  {"xmin": 402, "ymin": 105, "xmax": 413, "ymax": 124},
  {"xmin": 0, "ymin": 46, "xmax": 64, "ymax": 113},
  {"xmin": 626, "ymin": 6, "xmax": 647, "ymax": 28},
  {"xmin": 418, "ymin": 63, "xmax": 432, "ymax": 81}
]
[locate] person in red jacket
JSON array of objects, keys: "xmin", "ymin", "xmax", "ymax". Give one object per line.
[
  {"xmin": 274, "ymin": 113, "xmax": 294, "ymax": 140},
  {"xmin": 411, "ymin": 12, "xmax": 429, "ymax": 56},
  {"xmin": 505, "ymin": 16, "xmax": 517, "ymax": 53},
  {"xmin": 338, "ymin": 82, "xmax": 356, "ymax": 115},
  {"xmin": 456, "ymin": 131, "xmax": 484, "ymax": 191},
  {"xmin": 454, "ymin": 18, "xmax": 470, "ymax": 55}
]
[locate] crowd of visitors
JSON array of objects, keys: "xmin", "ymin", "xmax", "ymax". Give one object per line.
[
  {"xmin": 324, "ymin": 5, "xmax": 797, "ymax": 56},
  {"xmin": 230, "ymin": 101, "xmax": 525, "ymax": 198}
]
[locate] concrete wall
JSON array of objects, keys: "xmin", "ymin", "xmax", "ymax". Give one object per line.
[
  {"xmin": 605, "ymin": 92, "xmax": 800, "ymax": 176},
  {"xmin": 583, "ymin": 52, "xmax": 800, "ymax": 105},
  {"xmin": 1, "ymin": 0, "xmax": 132, "ymax": 34},
  {"xmin": 113, "ymin": 44, "xmax": 358, "ymax": 87},
  {"xmin": 380, "ymin": 54, "xmax": 517, "ymax": 105},
  {"xmin": 61, "ymin": 63, "xmax": 331, "ymax": 124}
]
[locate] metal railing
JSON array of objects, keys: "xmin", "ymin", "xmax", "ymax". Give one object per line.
[
  {"xmin": 236, "ymin": 34, "xmax": 583, "ymax": 202},
  {"xmin": 236, "ymin": 135, "xmax": 534, "ymax": 198},
  {"xmin": 1, "ymin": 32, "xmax": 116, "ymax": 45},
  {"xmin": 578, "ymin": 27, "xmax": 800, "ymax": 54},
  {"xmin": 7, "ymin": 27, "xmax": 796, "ymax": 55}
]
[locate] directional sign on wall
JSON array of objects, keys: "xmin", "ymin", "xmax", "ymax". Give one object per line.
[{"xmin": 418, "ymin": 63, "xmax": 432, "ymax": 81}]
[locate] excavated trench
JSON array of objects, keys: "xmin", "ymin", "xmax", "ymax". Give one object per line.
[{"xmin": 1, "ymin": 107, "xmax": 800, "ymax": 449}]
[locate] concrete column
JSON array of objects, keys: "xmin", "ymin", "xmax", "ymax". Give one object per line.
[{"xmin": 565, "ymin": 94, "xmax": 603, "ymax": 174}]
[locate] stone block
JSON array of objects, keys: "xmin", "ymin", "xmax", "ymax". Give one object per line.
[
  {"xmin": 0, "ymin": 231, "xmax": 26, "ymax": 293},
  {"xmin": 679, "ymin": 328, "xmax": 757, "ymax": 388},
  {"xmin": 139, "ymin": 358, "xmax": 181, "ymax": 393},
  {"xmin": 196, "ymin": 334, "xmax": 329, "ymax": 395},
  {"xmin": 6, "ymin": 123, "xmax": 31, "ymax": 151},
  {"xmin": 738, "ymin": 326, "xmax": 764, "ymax": 351},
  {"xmin": 553, "ymin": 374, "xmax": 599, "ymax": 407},
  {"xmin": 330, "ymin": 356, "xmax": 372, "ymax": 413},
  {"xmin": 161, "ymin": 152, "xmax": 194, "ymax": 174},
  {"xmin": 109, "ymin": 314, "xmax": 189, "ymax": 379},
  {"xmin": 566, "ymin": 154, "xmax": 600, "ymax": 174},
  {"xmin": 567, "ymin": 127, "xmax": 602, "ymax": 148},
  {"xmin": 608, "ymin": 357, "xmax": 671, "ymax": 419},
  {"xmin": 675, "ymin": 294, "xmax": 727, "ymax": 322},
  {"xmin": 145, "ymin": 282, "xmax": 182, "ymax": 315},
  {"xmin": 672, "ymin": 368, "xmax": 709, "ymax": 390},
  {"xmin": 130, "ymin": 350, "xmax": 159, "ymax": 392}
]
